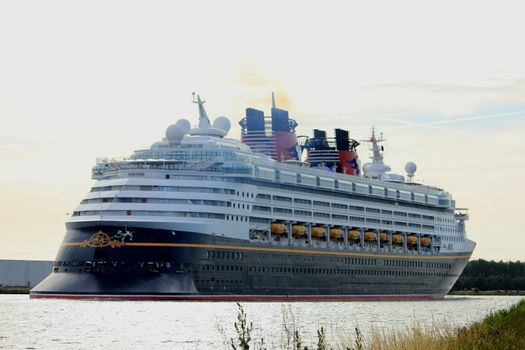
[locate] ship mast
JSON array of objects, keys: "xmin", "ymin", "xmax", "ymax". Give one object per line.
[
  {"xmin": 362, "ymin": 126, "xmax": 391, "ymax": 179},
  {"xmin": 370, "ymin": 127, "xmax": 384, "ymax": 162},
  {"xmin": 192, "ymin": 92, "xmax": 212, "ymax": 129}
]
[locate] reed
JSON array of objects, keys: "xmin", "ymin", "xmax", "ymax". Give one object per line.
[{"xmin": 227, "ymin": 299, "xmax": 525, "ymax": 350}]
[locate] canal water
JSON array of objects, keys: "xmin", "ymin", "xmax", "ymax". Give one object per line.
[{"xmin": 0, "ymin": 295, "xmax": 522, "ymax": 349}]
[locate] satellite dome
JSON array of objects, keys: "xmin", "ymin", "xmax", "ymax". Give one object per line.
[
  {"xmin": 405, "ymin": 162, "xmax": 417, "ymax": 176},
  {"xmin": 176, "ymin": 119, "xmax": 191, "ymax": 133},
  {"xmin": 165, "ymin": 123, "xmax": 185, "ymax": 143},
  {"xmin": 213, "ymin": 116, "xmax": 231, "ymax": 133}
]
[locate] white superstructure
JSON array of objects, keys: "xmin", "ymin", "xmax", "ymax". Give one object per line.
[{"xmin": 80, "ymin": 95, "xmax": 474, "ymax": 256}]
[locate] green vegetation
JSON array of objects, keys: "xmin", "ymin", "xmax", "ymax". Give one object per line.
[
  {"xmin": 0, "ymin": 286, "xmax": 31, "ymax": 294},
  {"xmin": 228, "ymin": 299, "xmax": 525, "ymax": 350},
  {"xmin": 452, "ymin": 259, "xmax": 525, "ymax": 293}
]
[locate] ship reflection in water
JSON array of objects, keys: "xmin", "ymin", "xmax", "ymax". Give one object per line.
[{"xmin": 1, "ymin": 295, "xmax": 521, "ymax": 349}]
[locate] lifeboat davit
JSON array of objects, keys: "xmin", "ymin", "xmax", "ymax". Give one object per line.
[
  {"xmin": 311, "ymin": 226, "xmax": 325, "ymax": 238},
  {"xmin": 329, "ymin": 227, "xmax": 343, "ymax": 240},
  {"xmin": 380, "ymin": 232, "xmax": 388, "ymax": 242},
  {"xmin": 348, "ymin": 229, "xmax": 360, "ymax": 241},
  {"xmin": 270, "ymin": 222, "xmax": 286, "ymax": 235},
  {"xmin": 420, "ymin": 237, "xmax": 431, "ymax": 247},
  {"xmin": 364, "ymin": 230, "xmax": 377, "ymax": 241},
  {"xmin": 392, "ymin": 233, "xmax": 403, "ymax": 245},
  {"xmin": 407, "ymin": 235, "xmax": 417, "ymax": 245},
  {"xmin": 292, "ymin": 224, "xmax": 307, "ymax": 237}
]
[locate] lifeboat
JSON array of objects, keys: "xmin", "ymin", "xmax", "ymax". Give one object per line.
[
  {"xmin": 380, "ymin": 232, "xmax": 388, "ymax": 242},
  {"xmin": 311, "ymin": 226, "xmax": 325, "ymax": 238},
  {"xmin": 292, "ymin": 224, "xmax": 307, "ymax": 237},
  {"xmin": 348, "ymin": 229, "xmax": 360, "ymax": 241},
  {"xmin": 364, "ymin": 230, "xmax": 377, "ymax": 242},
  {"xmin": 392, "ymin": 233, "xmax": 403, "ymax": 245},
  {"xmin": 407, "ymin": 235, "xmax": 417, "ymax": 245},
  {"xmin": 420, "ymin": 237, "xmax": 431, "ymax": 247},
  {"xmin": 270, "ymin": 222, "xmax": 286, "ymax": 235},
  {"xmin": 329, "ymin": 227, "xmax": 343, "ymax": 240}
]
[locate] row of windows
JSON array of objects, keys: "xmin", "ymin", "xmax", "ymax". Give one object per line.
[
  {"xmin": 206, "ymin": 250, "xmax": 246, "ymax": 260},
  {"xmin": 205, "ymin": 251, "xmax": 449, "ymax": 271},
  {"xmin": 201, "ymin": 264, "xmax": 243, "ymax": 272},
  {"xmin": 225, "ymin": 215, "xmax": 247, "ymax": 222},
  {"xmin": 72, "ymin": 210, "xmax": 226, "ymax": 219},
  {"xmin": 258, "ymin": 197, "xmax": 436, "ymax": 222},
  {"xmin": 244, "ymin": 179, "xmax": 450, "ymax": 215},
  {"xmin": 81, "ymin": 198, "xmax": 232, "ymax": 207},
  {"xmin": 442, "ymin": 236, "xmax": 464, "ymax": 242},
  {"xmin": 251, "ymin": 208, "xmax": 435, "ymax": 230},
  {"xmin": 384, "ymin": 260, "xmax": 423, "ymax": 268},
  {"xmin": 55, "ymin": 259, "xmax": 453, "ymax": 278},
  {"xmin": 90, "ymin": 185, "xmax": 236, "ymax": 194},
  {"xmin": 343, "ymin": 257, "xmax": 377, "ymax": 266},
  {"xmin": 200, "ymin": 264, "xmax": 453, "ymax": 278},
  {"xmin": 272, "ymin": 170, "xmax": 439, "ymax": 206},
  {"xmin": 426, "ymin": 262, "xmax": 452, "ymax": 269}
]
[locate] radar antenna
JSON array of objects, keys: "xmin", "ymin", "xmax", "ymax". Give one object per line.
[{"xmin": 192, "ymin": 92, "xmax": 211, "ymax": 129}]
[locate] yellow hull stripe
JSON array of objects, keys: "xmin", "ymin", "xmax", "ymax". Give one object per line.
[{"xmin": 62, "ymin": 241, "xmax": 471, "ymax": 260}]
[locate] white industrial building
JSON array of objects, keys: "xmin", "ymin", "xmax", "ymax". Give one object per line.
[{"xmin": 0, "ymin": 260, "xmax": 53, "ymax": 287}]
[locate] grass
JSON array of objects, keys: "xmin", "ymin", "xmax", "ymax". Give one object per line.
[
  {"xmin": 227, "ymin": 299, "xmax": 525, "ymax": 350},
  {"xmin": 449, "ymin": 290, "xmax": 525, "ymax": 296}
]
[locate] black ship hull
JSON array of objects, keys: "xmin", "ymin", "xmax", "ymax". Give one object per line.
[{"xmin": 31, "ymin": 225, "xmax": 470, "ymax": 301}]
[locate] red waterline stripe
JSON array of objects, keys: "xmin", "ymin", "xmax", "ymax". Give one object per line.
[{"xmin": 30, "ymin": 294, "xmax": 443, "ymax": 302}]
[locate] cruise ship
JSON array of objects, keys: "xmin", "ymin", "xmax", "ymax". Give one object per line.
[{"xmin": 31, "ymin": 94, "xmax": 475, "ymax": 300}]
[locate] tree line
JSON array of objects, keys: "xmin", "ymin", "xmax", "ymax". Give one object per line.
[{"xmin": 452, "ymin": 259, "xmax": 525, "ymax": 291}]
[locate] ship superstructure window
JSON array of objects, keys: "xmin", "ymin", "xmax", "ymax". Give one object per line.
[
  {"xmin": 256, "ymin": 194, "xmax": 271, "ymax": 201},
  {"xmin": 273, "ymin": 195, "xmax": 292, "ymax": 203},
  {"xmin": 349, "ymin": 206, "xmax": 365, "ymax": 211},
  {"xmin": 253, "ymin": 205, "xmax": 271, "ymax": 212},
  {"xmin": 313, "ymin": 201, "xmax": 330, "ymax": 208},
  {"xmin": 294, "ymin": 210, "xmax": 312, "ymax": 217},
  {"xmin": 332, "ymin": 203, "xmax": 348, "ymax": 210},
  {"xmin": 294, "ymin": 198, "xmax": 311, "ymax": 206},
  {"xmin": 313, "ymin": 212, "xmax": 330, "ymax": 218},
  {"xmin": 274, "ymin": 207, "xmax": 292, "ymax": 215}
]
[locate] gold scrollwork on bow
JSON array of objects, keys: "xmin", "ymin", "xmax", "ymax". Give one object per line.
[{"xmin": 80, "ymin": 231, "xmax": 124, "ymax": 248}]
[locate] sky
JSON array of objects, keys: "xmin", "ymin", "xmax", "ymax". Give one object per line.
[{"xmin": 0, "ymin": 0, "xmax": 524, "ymax": 261}]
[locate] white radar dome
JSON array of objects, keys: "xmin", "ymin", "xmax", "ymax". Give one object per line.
[
  {"xmin": 213, "ymin": 116, "xmax": 231, "ymax": 133},
  {"xmin": 405, "ymin": 162, "xmax": 417, "ymax": 176},
  {"xmin": 165, "ymin": 123, "xmax": 185, "ymax": 143},
  {"xmin": 176, "ymin": 119, "xmax": 191, "ymax": 133}
]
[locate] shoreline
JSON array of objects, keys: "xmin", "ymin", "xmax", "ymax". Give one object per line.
[{"xmin": 2, "ymin": 287, "xmax": 524, "ymax": 296}]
